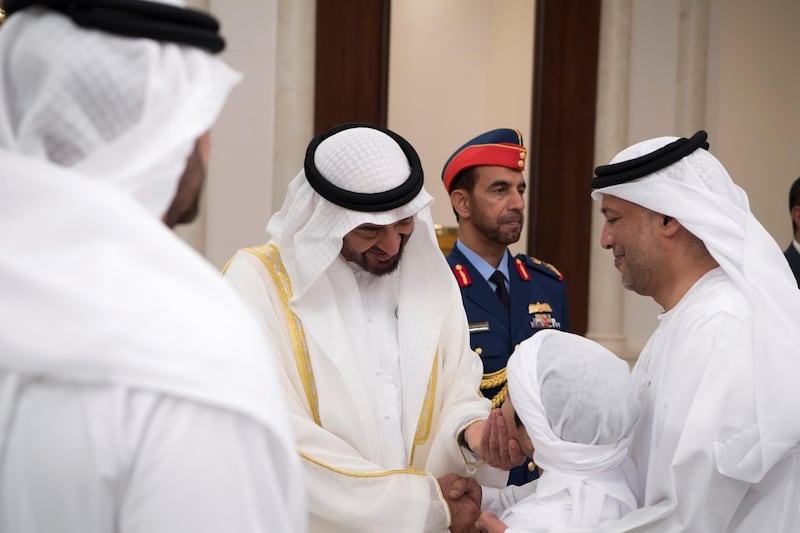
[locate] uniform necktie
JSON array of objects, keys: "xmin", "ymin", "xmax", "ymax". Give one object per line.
[{"xmin": 489, "ymin": 270, "xmax": 510, "ymax": 313}]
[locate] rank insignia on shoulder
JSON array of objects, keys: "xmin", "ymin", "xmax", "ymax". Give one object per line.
[
  {"xmin": 530, "ymin": 256, "xmax": 564, "ymax": 281},
  {"xmin": 453, "ymin": 264, "xmax": 472, "ymax": 287},
  {"xmin": 514, "ymin": 258, "xmax": 530, "ymax": 281}
]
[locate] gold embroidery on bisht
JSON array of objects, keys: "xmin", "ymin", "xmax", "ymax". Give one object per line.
[
  {"xmin": 242, "ymin": 244, "xmax": 321, "ymax": 426},
  {"xmin": 409, "ymin": 351, "xmax": 439, "ymax": 470}
]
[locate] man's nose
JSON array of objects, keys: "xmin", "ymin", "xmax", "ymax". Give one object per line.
[
  {"xmin": 600, "ymin": 224, "xmax": 613, "ymax": 249},
  {"xmin": 509, "ymin": 188, "xmax": 525, "ymax": 211},
  {"xmin": 377, "ymin": 230, "xmax": 402, "ymax": 255}
]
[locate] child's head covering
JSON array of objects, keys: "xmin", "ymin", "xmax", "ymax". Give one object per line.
[{"xmin": 505, "ymin": 329, "xmax": 640, "ymax": 528}]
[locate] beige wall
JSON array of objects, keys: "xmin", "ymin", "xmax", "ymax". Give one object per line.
[
  {"xmin": 709, "ymin": 0, "xmax": 800, "ymax": 246},
  {"xmin": 180, "ymin": 0, "xmax": 313, "ymax": 269},
  {"xmin": 623, "ymin": 0, "xmax": 799, "ymax": 247},
  {"xmin": 181, "ymin": 0, "xmax": 798, "ymax": 353},
  {"xmin": 591, "ymin": 0, "xmax": 800, "ymax": 358},
  {"xmin": 186, "ymin": 0, "xmax": 535, "ymax": 266},
  {"xmin": 388, "ymin": 0, "xmax": 535, "ymax": 256}
]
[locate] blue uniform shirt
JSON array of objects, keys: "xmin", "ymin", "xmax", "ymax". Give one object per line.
[
  {"xmin": 456, "ymin": 240, "xmax": 512, "ymax": 295},
  {"xmin": 447, "ymin": 240, "xmax": 570, "ymax": 485}
]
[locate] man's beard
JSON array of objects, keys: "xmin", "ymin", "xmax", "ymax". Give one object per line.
[
  {"xmin": 341, "ymin": 234, "xmax": 410, "ymax": 276},
  {"xmin": 162, "ymin": 144, "xmax": 205, "ymax": 228},
  {"xmin": 474, "ymin": 211, "xmax": 523, "ymax": 246}
]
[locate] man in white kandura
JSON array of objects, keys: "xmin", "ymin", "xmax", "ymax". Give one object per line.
[
  {"xmin": 223, "ymin": 123, "xmax": 512, "ymax": 533},
  {"xmin": 0, "ymin": 2, "xmax": 305, "ymax": 532},
  {"xmin": 591, "ymin": 130, "xmax": 800, "ymax": 531}
]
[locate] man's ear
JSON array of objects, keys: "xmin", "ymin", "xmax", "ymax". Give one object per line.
[
  {"xmin": 450, "ymin": 189, "xmax": 471, "ymax": 220},
  {"xmin": 660, "ymin": 214, "xmax": 681, "ymax": 237},
  {"xmin": 791, "ymin": 205, "xmax": 800, "ymax": 228}
]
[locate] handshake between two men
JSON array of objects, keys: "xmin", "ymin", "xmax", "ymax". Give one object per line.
[{"xmin": 439, "ymin": 408, "xmax": 523, "ymax": 533}]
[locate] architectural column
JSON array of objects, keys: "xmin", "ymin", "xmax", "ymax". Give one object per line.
[
  {"xmin": 272, "ymin": 0, "xmax": 315, "ymax": 213},
  {"xmin": 675, "ymin": 0, "xmax": 710, "ymax": 133},
  {"xmin": 586, "ymin": 0, "xmax": 634, "ymax": 362},
  {"xmin": 205, "ymin": 0, "xmax": 279, "ymax": 267}
]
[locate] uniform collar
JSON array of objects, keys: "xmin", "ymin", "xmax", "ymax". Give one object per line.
[{"xmin": 455, "ymin": 239, "xmax": 511, "ymax": 285}]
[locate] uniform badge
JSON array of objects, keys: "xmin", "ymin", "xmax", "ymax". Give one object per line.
[
  {"xmin": 529, "ymin": 301, "xmax": 560, "ymax": 329},
  {"xmin": 453, "ymin": 264, "xmax": 472, "ymax": 287},
  {"xmin": 468, "ymin": 321, "xmax": 490, "ymax": 333},
  {"xmin": 528, "ymin": 302, "xmax": 552, "ymax": 314}
]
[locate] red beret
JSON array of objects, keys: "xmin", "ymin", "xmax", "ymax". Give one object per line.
[{"xmin": 441, "ymin": 128, "xmax": 526, "ymax": 193}]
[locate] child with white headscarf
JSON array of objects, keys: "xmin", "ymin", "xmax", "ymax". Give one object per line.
[{"xmin": 477, "ymin": 330, "xmax": 640, "ymax": 533}]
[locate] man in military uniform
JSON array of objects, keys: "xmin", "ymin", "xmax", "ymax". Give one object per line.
[{"xmin": 442, "ymin": 128, "xmax": 570, "ymax": 486}]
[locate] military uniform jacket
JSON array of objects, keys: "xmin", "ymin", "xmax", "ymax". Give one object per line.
[{"xmin": 447, "ymin": 245, "xmax": 570, "ymax": 485}]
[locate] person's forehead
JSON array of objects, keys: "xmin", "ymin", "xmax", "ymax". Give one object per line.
[
  {"xmin": 600, "ymin": 194, "xmax": 637, "ymax": 212},
  {"xmin": 352, "ymin": 216, "xmax": 414, "ymax": 231},
  {"xmin": 354, "ymin": 222, "xmax": 390, "ymax": 231},
  {"xmin": 474, "ymin": 165, "xmax": 524, "ymax": 184}
]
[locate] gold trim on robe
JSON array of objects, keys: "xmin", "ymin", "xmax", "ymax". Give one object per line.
[
  {"xmin": 237, "ymin": 244, "xmax": 440, "ymax": 473},
  {"xmin": 241, "ymin": 244, "xmax": 321, "ymax": 426}
]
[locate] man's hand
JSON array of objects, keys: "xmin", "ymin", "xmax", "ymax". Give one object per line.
[
  {"xmin": 439, "ymin": 472, "xmax": 481, "ymax": 509},
  {"xmin": 475, "ymin": 511, "xmax": 508, "ymax": 533},
  {"xmin": 438, "ymin": 474, "xmax": 481, "ymax": 533},
  {"xmin": 465, "ymin": 408, "xmax": 525, "ymax": 470}
]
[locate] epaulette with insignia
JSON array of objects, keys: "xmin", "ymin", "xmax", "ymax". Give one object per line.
[
  {"xmin": 452, "ymin": 264, "xmax": 472, "ymax": 287},
  {"xmin": 518, "ymin": 254, "xmax": 564, "ymax": 282}
]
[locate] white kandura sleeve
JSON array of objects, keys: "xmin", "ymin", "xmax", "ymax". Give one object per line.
[{"xmin": 480, "ymin": 482, "xmax": 538, "ymax": 515}]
